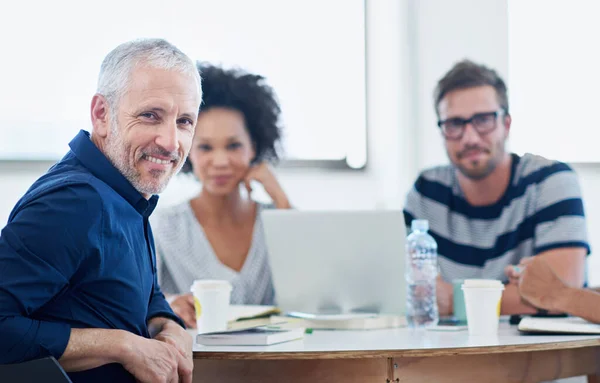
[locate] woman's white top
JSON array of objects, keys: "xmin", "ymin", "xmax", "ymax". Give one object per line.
[{"xmin": 151, "ymin": 201, "xmax": 274, "ymax": 304}]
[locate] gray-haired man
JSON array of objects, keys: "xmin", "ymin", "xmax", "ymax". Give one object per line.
[{"xmin": 0, "ymin": 39, "xmax": 202, "ymax": 383}]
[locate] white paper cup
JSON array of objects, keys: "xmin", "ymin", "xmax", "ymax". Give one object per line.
[
  {"xmin": 462, "ymin": 279, "xmax": 504, "ymax": 336},
  {"xmin": 190, "ymin": 280, "xmax": 232, "ymax": 334}
]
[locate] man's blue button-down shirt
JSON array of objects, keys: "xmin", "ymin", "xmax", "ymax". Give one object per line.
[{"xmin": 0, "ymin": 130, "xmax": 183, "ymax": 382}]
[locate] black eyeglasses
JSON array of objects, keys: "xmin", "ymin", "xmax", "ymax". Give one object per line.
[{"xmin": 437, "ymin": 110, "xmax": 504, "ymax": 140}]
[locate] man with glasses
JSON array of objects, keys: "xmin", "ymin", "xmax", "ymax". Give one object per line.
[{"xmin": 403, "ymin": 60, "xmax": 588, "ymax": 316}]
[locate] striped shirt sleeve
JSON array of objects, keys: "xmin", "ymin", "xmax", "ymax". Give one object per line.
[{"xmin": 533, "ymin": 167, "xmax": 590, "ymax": 254}]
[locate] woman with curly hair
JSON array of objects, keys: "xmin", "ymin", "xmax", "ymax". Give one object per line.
[{"xmin": 151, "ymin": 63, "xmax": 291, "ymax": 328}]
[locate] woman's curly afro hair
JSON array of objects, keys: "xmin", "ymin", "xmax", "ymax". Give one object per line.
[{"xmin": 182, "ymin": 63, "xmax": 283, "ymax": 173}]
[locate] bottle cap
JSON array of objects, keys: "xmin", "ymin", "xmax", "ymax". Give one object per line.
[{"xmin": 411, "ymin": 219, "xmax": 429, "ymax": 232}]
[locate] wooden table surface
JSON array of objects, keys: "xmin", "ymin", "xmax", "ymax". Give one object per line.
[{"xmin": 192, "ymin": 322, "xmax": 600, "ymax": 382}]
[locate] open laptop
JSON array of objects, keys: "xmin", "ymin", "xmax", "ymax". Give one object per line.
[{"xmin": 261, "ymin": 210, "xmax": 406, "ymax": 315}]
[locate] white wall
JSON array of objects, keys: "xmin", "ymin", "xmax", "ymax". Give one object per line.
[
  {"xmin": 0, "ymin": 162, "xmax": 51, "ymax": 224},
  {"xmin": 412, "ymin": 0, "xmax": 509, "ymax": 169},
  {"xmin": 2, "ymin": 0, "xmax": 600, "ymax": 285},
  {"xmin": 0, "ymin": 0, "xmax": 415, "ymax": 222}
]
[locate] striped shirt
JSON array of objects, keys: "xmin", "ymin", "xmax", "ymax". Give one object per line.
[
  {"xmin": 150, "ymin": 201, "xmax": 275, "ymax": 305},
  {"xmin": 403, "ymin": 153, "xmax": 589, "ymax": 282}
]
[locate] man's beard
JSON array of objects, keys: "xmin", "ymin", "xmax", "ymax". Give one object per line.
[
  {"xmin": 451, "ymin": 141, "xmax": 505, "ymax": 181},
  {"xmin": 455, "ymin": 158, "xmax": 496, "ymax": 180},
  {"xmin": 104, "ymin": 122, "xmax": 183, "ymax": 196}
]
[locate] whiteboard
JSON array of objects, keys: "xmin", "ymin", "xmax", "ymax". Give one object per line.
[
  {"xmin": 508, "ymin": 0, "xmax": 600, "ymax": 162},
  {"xmin": 0, "ymin": 0, "xmax": 366, "ymax": 166}
]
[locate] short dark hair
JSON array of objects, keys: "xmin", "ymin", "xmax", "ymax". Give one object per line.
[
  {"xmin": 182, "ymin": 63, "xmax": 283, "ymax": 173},
  {"xmin": 434, "ymin": 59, "xmax": 509, "ymax": 118}
]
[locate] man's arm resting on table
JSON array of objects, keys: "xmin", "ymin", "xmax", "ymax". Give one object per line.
[
  {"xmin": 501, "ymin": 247, "xmax": 586, "ymax": 315},
  {"xmin": 0, "ymin": 318, "xmax": 138, "ymax": 372},
  {"xmin": 551, "ymin": 287, "xmax": 600, "ymax": 324},
  {"xmin": 58, "ymin": 301, "xmax": 189, "ymax": 373},
  {"xmin": 58, "ymin": 328, "xmax": 134, "ymax": 372},
  {"xmin": 61, "ymin": 326, "xmax": 191, "ymax": 382},
  {"xmin": 501, "ymin": 284, "xmax": 537, "ymax": 315}
]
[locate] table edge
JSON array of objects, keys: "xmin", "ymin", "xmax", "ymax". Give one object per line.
[{"xmin": 193, "ymin": 338, "xmax": 600, "ymax": 360}]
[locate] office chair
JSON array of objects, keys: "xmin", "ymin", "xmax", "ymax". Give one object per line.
[{"xmin": 0, "ymin": 356, "xmax": 72, "ymax": 383}]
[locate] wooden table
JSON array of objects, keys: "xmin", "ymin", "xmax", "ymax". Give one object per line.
[{"xmin": 192, "ymin": 322, "xmax": 600, "ymax": 382}]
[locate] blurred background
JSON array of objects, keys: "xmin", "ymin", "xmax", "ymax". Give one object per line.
[{"xmin": 2, "ymin": 0, "xmax": 599, "ymax": 282}]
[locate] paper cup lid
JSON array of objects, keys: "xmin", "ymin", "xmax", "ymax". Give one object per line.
[
  {"xmin": 462, "ymin": 279, "xmax": 504, "ymax": 289},
  {"xmin": 190, "ymin": 279, "xmax": 232, "ymax": 292}
]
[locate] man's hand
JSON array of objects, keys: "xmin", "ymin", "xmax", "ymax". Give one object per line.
[
  {"xmin": 152, "ymin": 320, "xmax": 194, "ymax": 382},
  {"xmin": 169, "ymin": 293, "xmax": 197, "ymax": 329},
  {"xmin": 436, "ymin": 276, "xmax": 453, "ymax": 316},
  {"xmin": 518, "ymin": 257, "xmax": 569, "ymax": 311},
  {"xmin": 504, "ymin": 257, "xmax": 531, "ymax": 285},
  {"xmin": 154, "ymin": 320, "xmax": 194, "ymax": 359},
  {"xmin": 119, "ymin": 332, "xmax": 192, "ymax": 383}
]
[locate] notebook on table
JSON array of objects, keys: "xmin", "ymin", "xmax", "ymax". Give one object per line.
[
  {"xmin": 276, "ymin": 312, "xmax": 407, "ymax": 330},
  {"xmin": 197, "ymin": 324, "xmax": 305, "ymax": 346},
  {"xmin": 228, "ymin": 305, "xmax": 281, "ymax": 322},
  {"xmin": 226, "ymin": 305, "xmax": 407, "ymax": 331},
  {"xmin": 518, "ymin": 316, "xmax": 600, "ymax": 335}
]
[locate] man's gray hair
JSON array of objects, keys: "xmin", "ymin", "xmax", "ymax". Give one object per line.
[{"xmin": 97, "ymin": 38, "xmax": 201, "ymax": 111}]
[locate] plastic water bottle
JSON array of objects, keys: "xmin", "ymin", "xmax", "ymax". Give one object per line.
[{"xmin": 405, "ymin": 219, "xmax": 439, "ymax": 327}]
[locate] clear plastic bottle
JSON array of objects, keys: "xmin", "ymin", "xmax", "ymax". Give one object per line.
[{"xmin": 405, "ymin": 219, "xmax": 439, "ymax": 327}]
